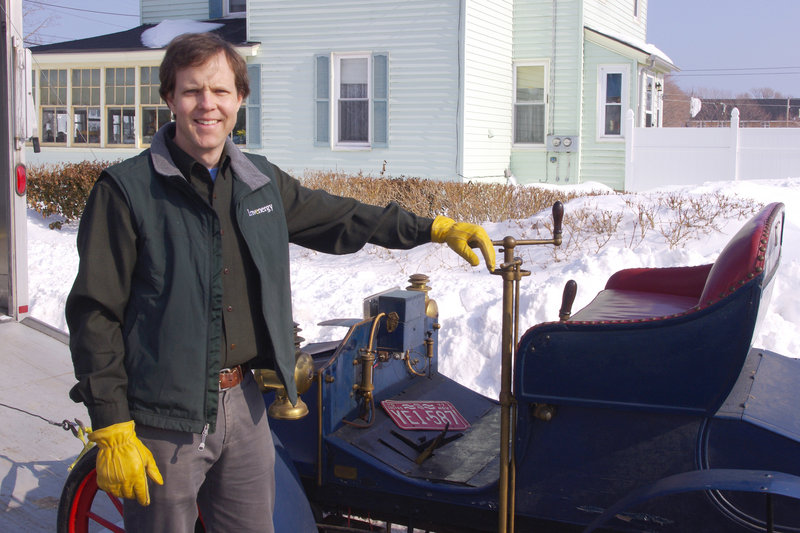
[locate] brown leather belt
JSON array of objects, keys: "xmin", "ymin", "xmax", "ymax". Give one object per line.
[{"xmin": 219, "ymin": 365, "xmax": 245, "ymax": 390}]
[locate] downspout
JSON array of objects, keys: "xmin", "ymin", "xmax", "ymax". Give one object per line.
[
  {"xmin": 576, "ymin": 0, "xmax": 584, "ymax": 184},
  {"xmin": 456, "ymin": 0, "xmax": 465, "ymax": 179},
  {"xmin": 549, "ymin": 0, "xmax": 557, "ymax": 137},
  {"xmin": 544, "ymin": 0, "xmax": 557, "ymax": 183}
]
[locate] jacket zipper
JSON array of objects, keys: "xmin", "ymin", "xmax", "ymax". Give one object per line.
[{"xmin": 198, "ymin": 423, "xmax": 209, "ymax": 451}]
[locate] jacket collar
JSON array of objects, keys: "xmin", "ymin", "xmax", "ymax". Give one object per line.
[{"xmin": 149, "ymin": 122, "xmax": 271, "ymax": 191}]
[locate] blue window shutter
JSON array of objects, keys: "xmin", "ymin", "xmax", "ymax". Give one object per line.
[
  {"xmin": 246, "ymin": 64, "xmax": 261, "ymax": 147},
  {"xmin": 372, "ymin": 53, "xmax": 388, "ymax": 147},
  {"xmin": 209, "ymin": 0, "xmax": 222, "ymax": 19},
  {"xmin": 315, "ymin": 55, "xmax": 330, "ymax": 145}
]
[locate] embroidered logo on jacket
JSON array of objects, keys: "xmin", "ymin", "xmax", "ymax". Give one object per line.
[{"xmin": 247, "ymin": 204, "xmax": 273, "ymax": 216}]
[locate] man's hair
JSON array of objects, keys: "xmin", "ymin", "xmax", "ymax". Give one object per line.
[{"xmin": 159, "ymin": 32, "xmax": 250, "ymax": 101}]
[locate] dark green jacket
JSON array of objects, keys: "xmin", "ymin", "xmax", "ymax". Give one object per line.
[{"xmin": 67, "ymin": 124, "xmax": 433, "ymax": 433}]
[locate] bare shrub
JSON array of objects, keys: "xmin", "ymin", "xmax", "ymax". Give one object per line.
[
  {"xmin": 301, "ymin": 171, "xmax": 600, "ymax": 223},
  {"xmin": 27, "ymin": 161, "xmax": 117, "ymax": 229}
]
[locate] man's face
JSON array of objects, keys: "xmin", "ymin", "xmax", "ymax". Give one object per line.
[{"xmin": 165, "ymin": 51, "xmax": 243, "ymax": 168}]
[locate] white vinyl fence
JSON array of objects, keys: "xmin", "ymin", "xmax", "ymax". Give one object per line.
[{"xmin": 624, "ymin": 109, "xmax": 800, "ymax": 192}]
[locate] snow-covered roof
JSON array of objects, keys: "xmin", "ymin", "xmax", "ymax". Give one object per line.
[
  {"xmin": 29, "ymin": 18, "xmax": 255, "ymax": 54},
  {"xmin": 585, "ymin": 26, "xmax": 678, "ymax": 71}
]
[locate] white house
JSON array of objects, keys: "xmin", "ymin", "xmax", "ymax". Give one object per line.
[{"xmin": 28, "ymin": 0, "xmax": 676, "ymax": 190}]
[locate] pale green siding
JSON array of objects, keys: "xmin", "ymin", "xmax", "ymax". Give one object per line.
[
  {"xmin": 580, "ymin": 39, "xmax": 637, "ymax": 190},
  {"xmin": 511, "ymin": 0, "xmax": 583, "ymax": 185},
  {"xmin": 248, "ymin": 0, "xmax": 461, "ymax": 180},
  {"xmin": 461, "ymin": 0, "xmax": 513, "ymax": 181},
  {"xmin": 583, "ymin": 0, "xmax": 647, "ymax": 43},
  {"xmin": 141, "ymin": 0, "xmax": 209, "ymax": 24}
]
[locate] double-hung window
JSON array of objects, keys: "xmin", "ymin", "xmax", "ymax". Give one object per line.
[
  {"xmin": 335, "ymin": 54, "xmax": 370, "ymax": 146},
  {"xmin": 513, "ymin": 63, "xmax": 547, "ymax": 145},
  {"xmin": 315, "ymin": 52, "xmax": 388, "ymax": 149},
  {"xmin": 598, "ymin": 65, "xmax": 628, "ymax": 138}
]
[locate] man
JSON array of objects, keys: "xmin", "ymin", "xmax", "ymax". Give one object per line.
[{"xmin": 66, "ymin": 32, "xmax": 494, "ymax": 533}]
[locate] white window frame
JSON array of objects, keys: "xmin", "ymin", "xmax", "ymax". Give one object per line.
[
  {"xmin": 512, "ymin": 60, "xmax": 548, "ymax": 148},
  {"xmin": 639, "ymin": 72, "xmax": 657, "ymax": 128},
  {"xmin": 597, "ymin": 64, "xmax": 629, "ymax": 140},
  {"xmin": 224, "ymin": 0, "xmax": 246, "ymax": 17},
  {"xmin": 332, "ymin": 52, "xmax": 372, "ymax": 151}
]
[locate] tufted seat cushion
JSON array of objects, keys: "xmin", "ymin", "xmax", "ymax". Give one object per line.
[{"xmin": 567, "ymin": 203, "xmax": 784, "ymax": 323}]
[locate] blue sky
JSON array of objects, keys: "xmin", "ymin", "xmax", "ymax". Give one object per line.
[
  {"xmin": 647, "ymin": 0, "xmax": 798, "ymax": 97},
  {"xmin": 23, "ymin": 0, "xmax": 799, "ymax": 97}
]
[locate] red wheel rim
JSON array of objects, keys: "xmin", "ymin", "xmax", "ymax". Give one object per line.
[{"xmin": 68, "ymin": 467, "xmax": 125, "ymax": 533}]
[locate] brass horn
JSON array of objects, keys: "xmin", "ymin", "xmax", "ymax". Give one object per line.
[{"xmin": 254, "ymin": 324, "xmax": 315, "ymax": 420}]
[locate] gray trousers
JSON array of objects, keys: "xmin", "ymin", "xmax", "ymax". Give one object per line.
[{"xmin": 123, "ymin": 372, "xmax": 276, "ymax": 533}]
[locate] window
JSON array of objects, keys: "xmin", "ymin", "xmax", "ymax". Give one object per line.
[
  {"xmin": 232, "ymin": 108, "xmax": 246, "ymax": 145},
  {"xmin": 598, "ymin": 65, "xmax": 628, "ymax": 138},
  {"xmin": 225, "ymin": 0, "xmax": 246, "ymax": 15},
  {"xmin": 514, "ymin": 63, "xmax": 546, "ymax": 144},
  {"xmin": 315, "ymin": 53, "xmax": 388, "ymax": 149},
  {"xmin": 140, "ymin": 66, "xmax": 170, "ymax": 144},
  {"xmin": 42, "ymin": 108, "xmax": 68, "ymax": 143},
  {"xmin": 245, "ymin": 64, "xmax": 261, "ymax": 147},
  {"xmin": 73, "ymin": 108, "xmax": 101, "ymax": 144},
  {"xmin": 336, "ymin": 55, "xmax": 369, "ymax": 145},
  {"xmin": 39, "ymin": 69, "xmax": 67, "ymax": 143},
  {"xmin": 72, "ymin": 69, "xmax": 100, "ymax": 143},
  {"xmin": 640, "ymin": 74, "xmax": 658, "ymax": 128},
  {"xmin": 106, "ymin": 68, "xmax": 136, "ymax": 144}
]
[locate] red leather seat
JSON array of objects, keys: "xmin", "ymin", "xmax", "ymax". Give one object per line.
[{"xmin": 569, "ymin": 203, "xmax": 784, "ymax": 324}]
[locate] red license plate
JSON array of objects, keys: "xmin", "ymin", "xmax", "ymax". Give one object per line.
[{"xmin": 380, "ymin": 400, "xmax": 470, "ymax": 431}]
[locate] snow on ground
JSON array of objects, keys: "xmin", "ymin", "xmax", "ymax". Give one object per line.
[{"xmin": 27, "ymin": 178, "xmax": 800, "ymax": 399}]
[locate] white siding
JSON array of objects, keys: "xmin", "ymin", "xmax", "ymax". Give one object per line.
[
  {"xmin": 461, "ymin": 0, "xmax": 513, "ymax": 181},
  {"xmin": 579, "ymin": 39, "xmax": 637, "ymax": 190},
  {"xmin": 141, "ymin": 0, "xmax": 209, "ymax": 24},
  {"xmin": 248, "ymin": 0, "xmax": 462, "ymax": 180},
  {"xmin": 583, "ymin": 0, "xmax": 646, "ymax": 43},
  {"xmin": 511, "ymin": 0, "xmax": 583, "ymax": 185}
]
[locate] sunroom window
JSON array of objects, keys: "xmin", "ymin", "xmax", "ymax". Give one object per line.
[
  {"xmin": 39, "ymin": 69, "xmax": 67, "ymax": 143},
  {"xmin": 106, "ymin": 68, "xmax": 136, "ymax": 145},
  {"xmin": 140, "ymin": 66, "xmax": 170, "ymax": 144},
  {"xmin": 72, "ymin": 69, "xmax": 100, "ymax": 143}
]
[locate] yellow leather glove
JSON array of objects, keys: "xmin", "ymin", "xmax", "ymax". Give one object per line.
[
  {"xmin": 431, "ymin": 216, "xmax": 496, "ymax": 272},
  {"xmin": 88, "ymin": 420, "xmax": 163, "ymax": 506}
]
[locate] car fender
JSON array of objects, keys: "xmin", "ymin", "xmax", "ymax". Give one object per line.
[
  {"xmin": 273, "ymin": 431, "xmax": 317, "ymax": 532},
  {"xmin": 582, "ymin": 468, "xmax": 800, "ymax": 533}
]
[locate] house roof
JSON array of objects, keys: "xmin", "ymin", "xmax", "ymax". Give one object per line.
[
  {"xmin": 29, "ymin": 18, "xmax": 255, "ymax": 54},
  {"xmin": 585, "ymin": 26, "xmax": 677, "ymax": 72}
]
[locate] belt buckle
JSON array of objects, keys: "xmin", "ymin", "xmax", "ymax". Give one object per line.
[{"xmin": 219, "ymin": 366, "xmax": 239, "ymax": 391}]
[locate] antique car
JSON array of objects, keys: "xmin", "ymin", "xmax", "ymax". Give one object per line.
[{"xmin": 58, "ymin": 201, "xmax": 800, "ymax": 532}]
